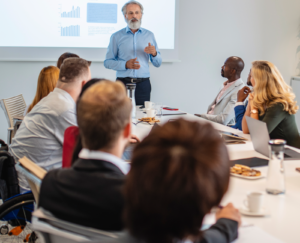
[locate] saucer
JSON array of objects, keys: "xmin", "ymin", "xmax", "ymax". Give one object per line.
[{"xmin": 239, "ymin": 207, "xmax": 268, "ymax": 217}]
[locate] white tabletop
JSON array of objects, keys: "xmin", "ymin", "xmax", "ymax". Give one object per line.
[{"xmin": 132, "ymin": 108, "xmax": 300, "ymax": 243}]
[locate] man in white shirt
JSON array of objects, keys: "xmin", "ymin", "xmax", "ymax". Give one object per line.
[
  {"xmin": 39, "ymin": 80, "xmax": 132, "ymax": 231},
  {"xmin": 196, "ymin": 57, "xmax": 244, "ymax": 125},
  {"xmin": 10, "ymin": 58, "xmax": 91, "ymax": 191}
]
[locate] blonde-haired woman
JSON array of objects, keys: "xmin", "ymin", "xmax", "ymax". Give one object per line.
[
  {"xmin": 242, "ymin": 61, "xmax": 300, "ymax": 148},
  {"xmin": 25, "ymin": 66, "xmax": 60, "ymax": 115}
]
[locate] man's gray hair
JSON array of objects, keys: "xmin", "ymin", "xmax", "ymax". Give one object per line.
[{"xmin": 122, "ymin": 1, "xmax": 144, "ymax": 15}]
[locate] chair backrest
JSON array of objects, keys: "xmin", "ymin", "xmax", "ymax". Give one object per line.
[
  {"xmin": 15, "ymin": 162, "xmax": 41, "ymax": 204},
  {"xmin": 32, "ymin": 208, "xmax": 119, "ymax": 243},
  {"xmin": 0, "ymin": 94, "xmax": 26, "ymax": 128}
]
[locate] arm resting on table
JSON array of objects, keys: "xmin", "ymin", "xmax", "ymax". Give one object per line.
[
  {"xmin": 199, "ymin": 94, "xmax": 237, "ymax": 125},
  {"xmin": 200, "ymin": 218, "xmax": 238, "ymax": 243}
]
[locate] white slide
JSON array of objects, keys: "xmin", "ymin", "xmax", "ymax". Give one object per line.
[{"xmin": 0, "ymin": 0, "xmax": 175, "ymax": 49}]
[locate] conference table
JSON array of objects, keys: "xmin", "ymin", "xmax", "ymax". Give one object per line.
[{"xmin": 132, "ymin": 108, "xmax": 300, "ymax": 243}]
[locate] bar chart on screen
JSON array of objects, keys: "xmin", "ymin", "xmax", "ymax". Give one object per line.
[
  {"xmin": 61, "ymin": 25, "xmax": 80, "ymax": 36},
  {"xmin": 61, "ymin": 6, "xmax": 80, "ymax": 18}
]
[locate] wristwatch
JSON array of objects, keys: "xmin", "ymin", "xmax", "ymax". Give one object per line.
[{"xmin": 251, "ymin": 109, "xmax": 258, "ymax": 114}]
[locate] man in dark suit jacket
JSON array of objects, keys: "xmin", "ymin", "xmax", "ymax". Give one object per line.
[
  {"xmin": 232, "ymin": 70, "xmax": 252, "ymax": 130},
  {"xmin": 39, "ymin": 80, "xmax": 133, "ymax": 231}
]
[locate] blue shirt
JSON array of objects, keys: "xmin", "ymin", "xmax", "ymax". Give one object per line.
[{"xmin": 104, "ymin": 26, "xmax": 162, "ymax": 78}]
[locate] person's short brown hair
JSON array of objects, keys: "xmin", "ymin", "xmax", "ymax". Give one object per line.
[
  {"xmin": 57, "ymin": 52, "xmax": 80, "ymax": 69},
  {"xmin": 59, "ymin": 57, "xmax": 91, "ymax": 83},
  {"xmin": 77, "ymin": 80, "xmax": 132, "ymax": 150},
  {"xmin": 124, "ymin": 119, "xmax": 230, "ymax": 243}
]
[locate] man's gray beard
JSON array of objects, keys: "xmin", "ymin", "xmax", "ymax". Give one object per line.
[{"xmin": 126, "ymin": 18, "xmax": 142, "ymax": 30}]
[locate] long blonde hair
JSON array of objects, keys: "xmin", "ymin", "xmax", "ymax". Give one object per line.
[
  {"xmin": 251, "ymin": 61, "xmax": 298, "ymax": 115},
  {"xmin": 27, "ymin": 66, "xmax": 60, "ymax": 114}
]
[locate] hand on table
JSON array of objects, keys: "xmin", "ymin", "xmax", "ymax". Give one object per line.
[
  {"xmin": 126, "ymin": 58, "xmax": 140, "ymax": 70},
  {"xmin": 237, "ymin": 86, "xmax": 251, "ymax": 102},
  {"xmin": 216, "ymin": 203, "xmax": 241, "ymax": 227},
  {"xmin": 144, "ymin": 43, "xmax": 157, "ymax": 56},
  {"xmin": 130, "ymin": 134, "xmax": 140, "ymax": 144}
]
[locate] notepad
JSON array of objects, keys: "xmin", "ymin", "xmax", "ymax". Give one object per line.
[
  {"xmin": 19, "ymin": 156, "xmax": 47, "ymax": 180},
  {"xmin": 161, "ymin": 110, "xmax": 187, "ymax": 116}
]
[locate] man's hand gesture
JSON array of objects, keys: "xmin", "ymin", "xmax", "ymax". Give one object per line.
[
  {"xmin": 126, "ymin": 57, "xmax": 141, "ymax": 70},
  {"xmin": 237, "ymin": 86, "xmax": 251, "ymax": 102},
  {"xmin": 144, "ymin": 43, "xmax": 157, "ymax": 56}
]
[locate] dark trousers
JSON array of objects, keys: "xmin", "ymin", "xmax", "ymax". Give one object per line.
[{"xmin": 117, "ymin": 78, "xmax": 151, "ymax": 106}]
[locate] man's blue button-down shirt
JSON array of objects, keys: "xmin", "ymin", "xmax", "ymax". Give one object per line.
[{"xmin": 104, "ymin": 26, "xmax": 162, "ymax": 78}]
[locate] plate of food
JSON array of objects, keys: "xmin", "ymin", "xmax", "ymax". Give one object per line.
[
  {"xmin": 230, "ymin": 164, "xmax": 264, "ymax": 180},
  {"xmin": 138, "ymin": 117, "xmax": 160, "ymax": 125}
]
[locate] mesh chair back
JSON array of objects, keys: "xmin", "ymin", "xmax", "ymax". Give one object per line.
[
  {"xmin": 32, "ymin": 208, "xmax": 118, "ymax": 243},
  {"xmin": 0, "ymin": 94, "xmax": 26, "ymax": 128}
]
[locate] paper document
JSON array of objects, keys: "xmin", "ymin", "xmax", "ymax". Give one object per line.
[
  {"xmin": 234, "ymin": 226, "xmax": 284, "ymax": 243},
  {"xmin": 161, "ymin": 110, "xmax": 187, "ymax": 116},
  {"xmin": 202, "ymin": 213, "xmax": 283, "ymax": 243}
]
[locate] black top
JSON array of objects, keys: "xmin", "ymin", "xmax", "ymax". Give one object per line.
[
  {"xmin": 103, "ymin": 219, "xmax": 238, "ymax": 243},
  {"xmin": 259, "ymin": 103, "xmax": 300, "ymax": 149},
  {"xmin": 38, "ymin": 158, "xmax": 125, "ymax": 231}
]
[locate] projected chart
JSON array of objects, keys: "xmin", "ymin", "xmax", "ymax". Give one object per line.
[
  {"xmin": 61, "ymin": 6, "xmax": 80, "ymax": 18},
  {"xmin": 61, "ymin": 25, "xmax": 80, "ymax": 36},
  {"xmin": 87, "ymin": 3, "xmax": 117, "ymax": 23}
]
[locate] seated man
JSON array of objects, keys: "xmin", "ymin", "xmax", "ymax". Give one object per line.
[
  {"xmin": 9, "ymin": 58, "xmax": 91, "ymax": 192},
  {"xmin": 107, "ymin": 119, "xmax": 241, "ymax": 243},
  {"xmin": 232, "ymin": 70, "xmax": 252, "ymax": 130},
  {"xmin": 197, "ymin": 56, "xmax": 244, "ymax": 125},
  {"xmin": 39, "ymin": 80, "xmax": 132, "ymax": 231}
]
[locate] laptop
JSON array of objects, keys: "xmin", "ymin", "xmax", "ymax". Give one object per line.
[{"xmin": 246, "ymin": 116, "xmax": 300, "ymax": 160}]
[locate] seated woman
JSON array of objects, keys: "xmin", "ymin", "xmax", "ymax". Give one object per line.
[
  {"xmin": 57, "ymin": 52, "xmax": 79, "ymax": 69},
  {"xmin": 107, "ymin": 119, "xmax": 241, "ymax": 243},
  {"xmin": 24, "ymin": 66, "xmax": 59, "ymax": 115},
  {"xmin": 242, "ymin": 61, "xmax": 300, "ymax": 148}
]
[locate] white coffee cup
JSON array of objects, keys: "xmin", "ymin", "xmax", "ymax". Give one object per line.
[
  {"xmin": 146, "ymin": 109, "xmax": 157, "ymax": 118},
  {"xmin": 244, "ymin": 192, "xmax": 264, "ymax": 213},
  {"xmin": 145, "ymin": 101, "xmax": 155, "ymax": 109}
]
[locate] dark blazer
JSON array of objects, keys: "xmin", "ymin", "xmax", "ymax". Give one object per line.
[
  {"xmin": 103, "ymin": 219, "xmax": 238, "ymax": 243},
  {"xmin": 38, "ymin": 158, "xmax": 125, "ymax": 231},
  {"xmin": 231, "ymin": 103, "xmax": 246, "ymax": 131}
]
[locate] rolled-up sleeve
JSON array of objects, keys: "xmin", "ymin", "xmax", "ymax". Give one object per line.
[
  {"xmin": 104, "ymin": 35, "xmax": 127, "ymax": 71},
  {"xmin": 150, "ymin": 36, "xmax": 162, "ymax": 67}
]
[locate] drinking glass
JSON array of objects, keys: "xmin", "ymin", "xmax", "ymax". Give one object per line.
[{"xmin": 155, "ymin": 103, "xmax": 163, "ymax": 118}]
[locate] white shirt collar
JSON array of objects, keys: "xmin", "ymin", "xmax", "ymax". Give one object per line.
[{"xmin": 79, "ymin": 148, "xmax": 130, "ymax": 175}]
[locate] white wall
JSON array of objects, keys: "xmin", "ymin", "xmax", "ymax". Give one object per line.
[{"xmin": 1, "ymin": 0, "xmax": 300, "ymax": 141}]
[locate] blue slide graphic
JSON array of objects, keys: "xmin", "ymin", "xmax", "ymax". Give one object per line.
[
  {"xmin": 61, "ymin": 25, "xmax": 80, "ymax": 36},
  {"xmin": 87, "ymin": 3, "xmax": 117, "ymax": 23},
  {"xmin": 61, "ymin": 6, "xmax": 80, "ymax": 18}
]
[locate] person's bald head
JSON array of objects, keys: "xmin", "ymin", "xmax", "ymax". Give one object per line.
[
  {"xmin": 221, "ymin": 56, "xmax": 244, "ymax": 80},
  {"xmin": 77, "ymin": 80, "xmax": 132, "ymax": 150}
]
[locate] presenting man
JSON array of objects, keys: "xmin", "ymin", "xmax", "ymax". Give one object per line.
[{"xmin": 104, "ymin": 1, "xmax": 162, "ymax": 105}]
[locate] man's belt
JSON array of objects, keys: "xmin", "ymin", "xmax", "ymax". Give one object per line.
[{"xmin": 117, "ymin": 77, "xmax": 149, "ymax": 84}]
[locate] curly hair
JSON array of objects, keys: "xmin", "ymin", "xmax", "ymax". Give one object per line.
[
  {"xmin": 124, "ymin": 119, "xmax": 230, "ymax": 243},
  {"xmin": 252, "ymin": 61, "xmax": 298, "ymax": 115}
]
